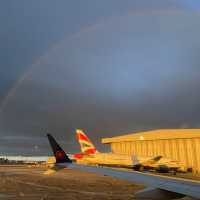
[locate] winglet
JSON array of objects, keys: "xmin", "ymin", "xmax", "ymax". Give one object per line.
[{"xmin": 47, "ymin": 133, "xmax": 72, "ymax": 163}]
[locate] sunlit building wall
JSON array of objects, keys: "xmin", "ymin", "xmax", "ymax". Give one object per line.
[{"xmin": 102, "ymin": 129, "xmax": 200, "ymax": 174}]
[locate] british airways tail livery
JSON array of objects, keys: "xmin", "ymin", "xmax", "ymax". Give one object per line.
[{"xmin": 76, "ymin": 129, "xmax": 97, "ymax": 154}]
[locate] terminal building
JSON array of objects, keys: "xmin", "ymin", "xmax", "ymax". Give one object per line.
[{"xmin": 102, "ymin": 129, "xmax": 200, "ymax": 174}]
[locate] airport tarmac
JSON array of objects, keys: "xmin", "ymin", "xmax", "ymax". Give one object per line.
[{"xmin": 0, "ymin": 165, "xmax": 143, "ymax": 200}]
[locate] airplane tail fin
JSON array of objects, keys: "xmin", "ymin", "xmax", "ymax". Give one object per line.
[
  {"xmin": 76, "ymin": 129, "xmax": 97, "ymax": 154},
  {"xmin": 47, "ymin": 133, "xmax": 72, "ymax": 163}
]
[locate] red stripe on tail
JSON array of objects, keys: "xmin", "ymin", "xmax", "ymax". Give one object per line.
[{"xmin": 77, "ymin": 132, "xmax": 90, "ymax": 142}]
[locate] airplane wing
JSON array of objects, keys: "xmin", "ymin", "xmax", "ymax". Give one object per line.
[
  {"xmin": 140, "ymin": 156, "xmax": 162, "ymax": 167},
  {"xmin": 132, "ymin": 155, "xmax": 162, "ymax": 171},
  {"xmin": 46, "ymin": 133, "xmax": 200, "ymax": 200},
  {"xmin": 61, "ymin": 162, "xmax": 200, "ymax": 199}
]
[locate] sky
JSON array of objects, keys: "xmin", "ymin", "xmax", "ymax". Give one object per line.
[{"xmin": 0, "ymin": 0, "xmax": 200, "ymax": 155}]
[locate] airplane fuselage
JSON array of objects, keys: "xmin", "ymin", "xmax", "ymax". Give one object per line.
[
  {"xmin": 76, "ymin": 153, "xmax": 133, "ymax": 167},
  {"xmin": 74, "ymin": 153, "xmax": 184, "ymax": 172}
]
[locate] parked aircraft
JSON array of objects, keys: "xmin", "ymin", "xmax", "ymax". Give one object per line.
[
  {"xmin": 75, "ymin": 129, "xmax": 185, "ymax": 173},
  {"xmin": 46, "ymin": 133, "xmax": 200, "ymax": 200},
  {"xmin": 74, "ymin": 129, "xmax": 162, "ymax": 170},
  {"xmin": 46, "ymin": 130, "xmax": 184, "ymax": 172}
]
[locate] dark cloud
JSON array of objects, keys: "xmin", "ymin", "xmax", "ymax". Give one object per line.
[{"xmin": 0, "ymin": 1, "xmax": 200, "ymax": 155}]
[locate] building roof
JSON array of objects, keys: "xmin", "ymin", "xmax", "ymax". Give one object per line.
[{"xmin": 102, "ymin": 129, "xmax": 200, "ymax": 143}]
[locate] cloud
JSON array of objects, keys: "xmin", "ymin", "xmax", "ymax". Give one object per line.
[{"xmin": 0, "ymin": 1, "xmax": 200, "ymax": 154}]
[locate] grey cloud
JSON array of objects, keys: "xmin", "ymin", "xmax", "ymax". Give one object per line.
[{"xmin": 0, "ymin": 1, "xmax": 200, "ymax": 155}]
